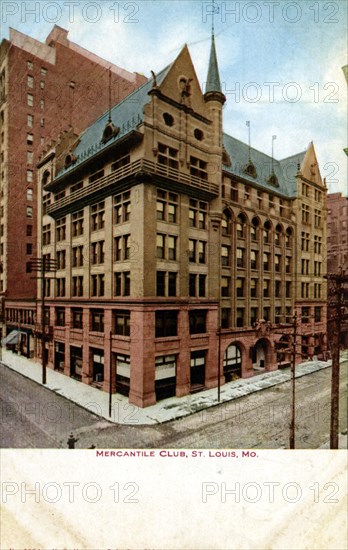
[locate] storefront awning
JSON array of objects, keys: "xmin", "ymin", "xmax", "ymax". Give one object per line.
[{"xmin": 1, "ymin": 329, "xmax": 19, "ymax": 346}]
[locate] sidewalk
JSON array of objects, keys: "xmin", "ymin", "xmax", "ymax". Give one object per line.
[{"xmin": 1, "ymin": 347, "xmax": 345, "ymax": 426}]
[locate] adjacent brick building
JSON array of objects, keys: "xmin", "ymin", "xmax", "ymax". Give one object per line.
[
  {"xmin": 21, "ymin": 36, "xmax": 328, "ymax": 408},
  {"xmin": 0, "ymin": 25, "xmax": 145, "ymax": 306}
]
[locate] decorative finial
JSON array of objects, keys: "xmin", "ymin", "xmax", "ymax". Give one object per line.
[
  {"xmin": 108, "ymin": 67, "xmax": 112, "ymax": 123},
  {"xmin": 271, "ymin": 135, "xmax": 277, "ymax": 174},
  {"xmin": 246, "ymin": 121, "xmax": 251, "ymax": 162}
]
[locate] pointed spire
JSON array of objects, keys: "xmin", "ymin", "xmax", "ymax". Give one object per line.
[{"xmin": 206, "ymin": 33, "xmax": 222, "ymax": 94}]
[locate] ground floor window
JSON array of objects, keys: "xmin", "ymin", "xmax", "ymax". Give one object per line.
[
  {"xmin": 223, "ymin": 344, "xmax": 242, "ymax": 381},
  {"xmin": 92, "ymin": 349, "xmax": 104, "ymax": 383},
  {"xmin": 155, "ymin": 355, "xmax": 176, "ymax": 400},
  {"xmin": 70, "ymin": 346, "xmax": 82, "ymax": 380},
  {"xmin": 115, "ymin": 353, "xmax": 130, "ymax": 397},
  {"xmin": 54, "ymin": 341, "xmax": 65, "ymax": 371},
  {"xmin": 190, "ymin": 350, "xmax": 206, "ymax": 388}
]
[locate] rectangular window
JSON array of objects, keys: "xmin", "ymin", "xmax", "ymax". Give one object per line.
[
  {"xmin": 26, "ymin": 188, "xmax": 33, "ymax": 201},
  {"xmin": 56, "ymin": 217, "xmax": 66, "ymax": 241},
  {"xmin": 155, "ymin": 311, "xmax": 178, "ymax": 337},
  {"xmin": 91, "ymin": 202, "xmax": 105, "ymax": 231},
  {"xmin": 221, "ymin": 245, "xmax": 230, "ymax": 266},
  {"xmin": 111, "ymin": 152, "xmax": 130, "ymax": 171},
  {"xmin": 236, "ymin": 308, "xmax": 245, "ymax": 328},
  {"xmin": 42, "ymin": 224, "xmax": 51, "ymax": 245},
  {"xmin": 72, "ymin": 308, "xmax": 83, "ymax": 329},
  {"xmin": 275, "ymin": 280, "xmax": 281, "ymax": 298},
  {"xmin": 263, "ymin": 279, "xmax": 270, "ymax": 298},
  {"xmin": 72, "ymin": 246, "xmax": 84, "ymax": 268},
  {"xmin": 113, "ymin": 272, "xmax": 130, "ymax": 296},
  {"xmin": 56, "ymin": 250, "xmax": 66, "ymax": 270},
  {"xmin": 250, "ymin": 307, "xmax": 258, "ymax": 326},
  {"xmin": 275, "ymin": 255, "xmax": 281, "ymax": 272},
  {"xmin": 72, "ymin": 276, "xmax": 83, "ymax": 297},
  {"xmin": 56, "ymin": 278, "xmax": 66, "ymax": 297},
  {"xmin": 168, "ymin": 236, "xmax": 177, "ymax": 261},
  {"xmin": 189, "ymin": 310, "xmax": 207, "ymax": 334},
  {"xmin": 114, "ymin": 191, "xmax": 131, "ymax": 224},
  {"xmin": 26, "ymin": 243, "xmax": 33, "ymax": 255},
  {"xmin": 157, "ymin": 143, "xmax": 178, "ymax": 169},
  {"xmin": 27, "ymin": 61, "xmax": 33, "ymax": 70},
  {"xmin": 198, "ymin": 274, "xmax": 206, "ymax": 297},
  {"xmin": 70, "ymin": 181, "xmax": 83, "ymax": 194},
  {"xmin": 190, "ymin": 156, "xmax": 207, "ymax": 180},
  {"xmin": 91, "ymin": 274, "xmax": 105, "ymax": 297},
  {"xmin": 72, "ymin": 210, "xmax": 84, "ymax": 237},
  {"xmin": 250, "ymin": 250, "xmax": 258, "ymax": 270},
  {"xmin": 91, "ymin": 309, "xmax": 104, "ymax": 332},
  {"xmin": 156, "ymin": 189, "xmax": 178, "ymax": 223},
  {"xmin": 221, "ymin": 308, "xmax": 231, "ymax": 329},
  {"xmin": 26, "ymin": 225, "xmax": 32, "ymax": 237},
  {"xmin": 41, "ymin": 67, "xmax": 47, "ymax": 76},
  {"xmin": 27, "ymin": 75, "xmax": 34, "ymax": 88},
  {"xmin": 27, "ymin": 151, "xmax": 33, "ymax": 164},
  {"xmin": 286, "ymin": 281, "xmax": 291, "ymax": 298},
  {"xmin": 156, "ymin": 271, "xmax": 165, "ymax": 297},
  {"xmin": 27, "ymin": 114, "xmax": 33, "ymax": 127},
  {"xmin": 189, "ymin": 199, "xmax": 207, "ymax": 229},
  {"xmin": 156, "ymin": 234, "xmax": 165, "ymax": 259},
  {"xmin": 314, "ymin": 307, "xmax": 321, "ymax": 323},
  {"xmin": 113, "ymin": 310, "xmax": 130, "ymax": 336},
  {"xmin": 198, "ymin": 241, "xmax": 206, "ymax": 264},
  {"xmin": 27, "ymin": 169, "xmax": 33, "ymax": 183},
  {"xmin": 55, "ymin": 307, "xmax": 65, "ymax": 327},
  {"xmin": 250, "ymin": 278, "xmax": 257, "ymax": 298},
  {"xmin": 302, "ymin": 204, "xmax": 310, "ymax": 224},
  {"xmin": 91, "ymin": 241, "xmax": 105, "ymax": 265},
  {"xmin": 236, "ymin": 278, "xmax": 244, "ymax": 297},
  {"xmin": 301, "ymin": 307, "xmax": 310, "ymax": 323},
  {"xmin": 221, "ymin": 276, "xmax": 231, "ymax": 297},
  {"xmin": 27, "ymin": 206, "xmax": 33, "ymax": 218}
]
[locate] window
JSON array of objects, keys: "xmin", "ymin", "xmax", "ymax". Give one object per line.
[
  {"xmin": 314, "ymin": 235, "xmax": 322, "ymax": 254},
  {"xmin": 314, "ymin": 283, "xmax": 321, "ymax": 298},
  {"xmin": 155, "ymin": 311, "xmax": 178, "ymax": 337},
  {"xmin": 72, "ymin": 246, "xmax": 84, "ymax": 268},
  {"xmin": 189, "ymin": 199, "xmax": 207, "ymax": 229},
  {"xmin": 221, "ymin": 277, "xmax": 231, "ymax": 297},
  {"xmin": 114, "ymin": 191, "xmax": 131, "ymax": 224},
  {"xmin": 263, "ymin": 221, "xmax": 271, "ymax": 244},
  {"xmin": 190, "ymin": 156, "xmax": 207, "ymax": 180},
  {"xmin": 27, "ymin": 75, "xmax": 34, "ymax": 88},
  {"xmin": 285, "ymin": 256, "xmax": 291, "ymax": 274},
  {"xmin": 275, "ymin": 280, "xmax": 281, "ymax": 297},
  {"xmin": 27, "ymin": 206, "xmax": 33, "ymax": 218},
  {"xmin": 156, "ymin": 190, "xmax": 178, "ymax": 223},
  {"xmin": 113, "ymin": 310, "xmax": 130, "ymax": 336},
  {"xmin": 168, "ymin": 236, "xmax": 177, "ymax": 260},
  {"xmin": 251, "ymin": 218, "xmax": 259, "ymax": 240},
  {"xmin": 163, "ymin": 112, "xmax": 174, "ymax": 126},
  {"xmin": 56, "ymin": 217, "xmax": 66, "ymax": 241},
  {"xmin": 111, "ymin": 153, "xmax": 130, "ymax": 171},
  {"xmin": 156, "ymin": 234, "xmax": 165, "ymax": 259},
  {"xmin": 70, "ymin": 181, "xmax": 83, "ymax": 194},
  {"xmin": 314, "ymin": 307, "xmax": 321, "ymax": 323},
  {"xmin": 26, "ymin": 243, "xmax": 33, "ymax": 255},
  {"xmin": 54, "ymin": 190, "xmax": 65, "ymax": 202},
  {"xmin": 56, "ymin": 250, "xmax": 66, "ymax": 270},
  {"xmin": 40, "ymin": 118, "xmax": 45, "ymax": 128},
  {"xmin": 72, "ymin": 308, "xmax": 83, "ymax": 329},
  {"xmin": 72, "ymin": 276, "xmax": 83, "ymax": 297},
  {"xmin": 221, "ymin": 308, "xmax": 231, "ymax": 329},
  {"xmin": 236, "ymin": 214, "xmax": 246, "ymax": 238},
  {"xmin": 56, "ymin": 278, "xmax": 66, "ymax": 297},
  {"xmin": 314, "ymin": 209, "xmax": 321, "ymax": 228},
  {"xmin": 286, "ymin": 281, "xmax": 291, "ymax": 298},
  {"xmin": 26, "ymin": 225, "xmax": 32, "ymax": 237},
  {"xmin": 275, "ymin": 255, "xmax": 281, "ymax": 272},
  {"xmin": 27, "ymin": 151, "xmax": 33, "ymax": 164},
  {"xmin": 55, "ymin": 308, "xmax": 65, "ymax": 327},
  {"xmin": 114, "ymin": 272, "xmax": 130, "ymax": 296},
  {"xmin": 301, "ymin": 307, "xmax": 310, "ymax": 323},
  {"xmin": 40, "ymin": 80, "xmax": 45, "ymax": 89},
  {"xmin": 189, "ymin": 310, "xmax": 207, "ymax": 334},
  {"xmin": 189, "ymin": 274, "xmax": 206, "ymax": 297},
  {"xmin": 91, "ymin": 310, "xmax": 104, "ymax": 332},
  {"xmin": 27, "ymin": 170, "xmax": 33, "ymax": 183},
  {"xmin": 72, "ymin": 210, "xmax": 84, "ymax": 237},
  {"xmin": 250, "ymin": 307, "xmax": 258, "ymax": 326},
  {"xmin": 301, "ymin": 282, "xmax": 309, "ymax": 298},
  {"xmin": 302, "ymin": 183, "xmax": 309, "ymax": 197},
  {"xmin": 91, "ymin": 241, "xmax": 105, "ymax": 264},
  {"xmin": 263, "ymin": 252, "xmax": 270, "ymax": 271},
  {"xmin": 236, "ymin": 278, "xmax": 244, "ymax": 297},
  {"xmin": 27, "ymin": 60, "xmax": 33, "ymax": 70},
  {"xmin": 285, "ymin": 228, "xmax": 293, "ymax": 247},
  {"xmin": 302, "ymin": 204, "xmax": 310, "ymax": 224},
  {"xmin": 41, "ymin": 67, "xmax": 47, "ymax": 76},
  {"xmin": 92, "ymin": 350, "xmax": 104, "ymax": 382},
  {"xmin": 156, "ymin": 271, "xmax": 177, "ymax": 297},
  {"xmin": 42, "ymin": 193, "xmax": 51, "ymax": 214},
  {"xmin": 42, "ymin": 224, "xmax": 51, "ymax": 245},
  {"xmin": 301, "ymin": 232, "xmax": 310, "ymax": 252},
  {"xmin": 263, "ymin": 279, "xmax": 270, "ymax": 298},
  {"xmin": 222, "ymin": 210, "xmax": 232, "ymax": 235},
  {"xmin": 221, "ymin": 245, "xmax": 230, "ymax": 266},
  {"xmin": 157, "ymin": 143, "xmax": 178, "ymax": 169},
  {"xmin": 301, "ymin": 259, "xmax": 310, "ymax": 275},
  {"xmin": 263, "ymin": 307, "xmax": 270, "ymax": 322},
  {"xmin": 91, "ymin": 274, "xmax": 105, "ymax": 297},
  {"xmin": 91, "ymin": 201, "xmax": 105, "ymax": 231},
  {"xmin": 40, "ymin": 99, "xmax": 44, "ymax": 110},
  {"xmin": 27, "ymin": 133, "xmax": 33, "ymax": 145},
  {"xmin": 250, "ymin": 278, "xmax": 257, "ymax": 298},
  {"xmin": 27, "ymin": 114, "xmax": 33, "ymax": 127},
  {"xmin": 26, "ymin": 188, "xmax": 33, "ymax": 201},
  {"xmin": 236, "ymin": 248, "xmax": 245, "ymax": 268},
  {"xmin": 250, "ymin": 250, "xmax": 258, "ymax": 270},
  {"xmin": 157, "ymin": 234, "xmax": 177, "ymax": 260},
  {"xmin": 198, "ymin": 241, "xmax": 206, "ymax": 264},
  {"xmin": 275, "ymin": 307, "xmax": 281, "ymax": 324},
  {"xmin": 236, "ymin": 308, "xmax": 245, "ymax": 328}
]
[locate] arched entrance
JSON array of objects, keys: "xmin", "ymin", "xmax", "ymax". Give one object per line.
[
  {"xmin": 223, "ymin": 343, "xmax": 242, "ymax": 382},
  {"xmin": 252, "ymin": 339, "xmax": 270, "ymax": 370}
]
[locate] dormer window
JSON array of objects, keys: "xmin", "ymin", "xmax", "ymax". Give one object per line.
[
  {"xmin": 65, "ymin": 152, "xmax": 77, "ymax": 168},
  {"xmin": 266, "ymin": 172, "xmax": 279, "ymax": 187},
  {"xmin": 101, "ymin": 121, "xmax": 119, "ymax": 144},
  {"xmin": 163, "ymin": 113, "xmax": 174, "ymax": 127},
  {"xmin": 243, "ymin": 161, "xmax": 257, "ymax": 179},
  {"xmin": 222, "ymin": 148, "xmax": 231, "ymax": 166}
]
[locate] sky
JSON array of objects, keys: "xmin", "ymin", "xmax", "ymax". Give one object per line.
[{"xmin": 1, "ymin": 0, "xmax": 347, "ymax": 195}]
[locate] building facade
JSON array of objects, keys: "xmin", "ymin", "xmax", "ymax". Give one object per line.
[
  {"xmin": 0, "ymin": 25, "xmax": 145, "ymax": 346},
  {"xmin": 7, "ymin": 36, "xmax": 327, "ymax": 407}
]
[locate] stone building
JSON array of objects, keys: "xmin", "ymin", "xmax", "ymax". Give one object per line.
[
  {"xmin": 8, "ymin": 35, "xmax": 327, "ymax": 407},
  {"xmin": 0, "ymin": 25, "xmax": 145, "ymax": 348}
]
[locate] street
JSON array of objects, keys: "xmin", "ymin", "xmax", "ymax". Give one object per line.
[{"xmin": 1, "ymin": 362, "xmax": 347, "ymax": 449}]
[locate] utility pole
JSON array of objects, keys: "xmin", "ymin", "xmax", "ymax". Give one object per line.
[
  {"xmin": 290, "ymin": 311, "xmax": 298, "ymax": 450},
  {"xmin": 30, "ymin": 257, "xmax": 57, "ymax": 384},
  {"xmin": 326, "ymin": 269, "xmax": 348, "ymax": 449}
]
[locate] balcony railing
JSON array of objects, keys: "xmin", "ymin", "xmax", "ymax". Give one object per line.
[{"xmin": 46, "ymin": 159, "xmax": 218, "ymax": 215}]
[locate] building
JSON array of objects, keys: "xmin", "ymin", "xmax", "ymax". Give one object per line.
[
  {"xmin": 0, "ymin": 25, "xmax": 145, "ymax": 347},
  {"xmin": 8, "ymin": 35, "xmax": 327, "ymax": 407},
  {"xmin": 327, "ymin": 192, "xmax": 348, "ymax": 349}
]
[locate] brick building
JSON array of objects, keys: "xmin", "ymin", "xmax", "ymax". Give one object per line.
[
  {"xmin": 6, "ymin": 35, "xmax": 328, "ymax": 406},
  {"xmin": 327, "ymin": 192, "xmax": 348, "ymax": 348},
  {"xmin": 0, "ymin": 25, "xmax": 145, "ymax": 345}
]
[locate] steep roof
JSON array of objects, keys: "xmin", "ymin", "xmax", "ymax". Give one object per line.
[
  {"xmin": 205, "ymin": 34, "xmax": 222, "ymax": 94},
  {"xmin": 223, "ymin": 133, "xmax": 306, "ymax": 197},
  {"xmin": 57, "ymin": 63, "xmax": 171, "ymax": 178}
]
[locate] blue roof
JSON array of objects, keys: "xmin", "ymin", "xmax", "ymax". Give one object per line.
[
  {"xmin": 222, "ymin": 133, "xmax": 306, "ymax": 197},
  {"xmin": 57, "ymin": 64, "xmax": 171, "ymax": 178},
  {"xmin": 205, "ymin": 34, "xmax": 222, "ymax": 94}
]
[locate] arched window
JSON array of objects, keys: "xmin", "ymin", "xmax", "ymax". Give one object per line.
[
  {"xmin": 223, "ymin": 344, "xmax": 242, "ymax": 381},
  {"xmin": 275, "ymin": 223, "xmax": 283, "ymax": 245},
  {"xmin": 251, "ymin": 217, "xmax": 260, "ymax": 241},
  {"xmin": 263, "ymin": 220, "xmax": 272, "ymax": 244},
  {"xmin": 222, "ymin": 209, "xmax": 232, "ymax": 235},
  {"xmin": 285, "ymin": 227, "xmax": 293, "ymax": 247},
  {"xmin": 236, "ymin": 213, "xmax": 247, "ymax": 239}
]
